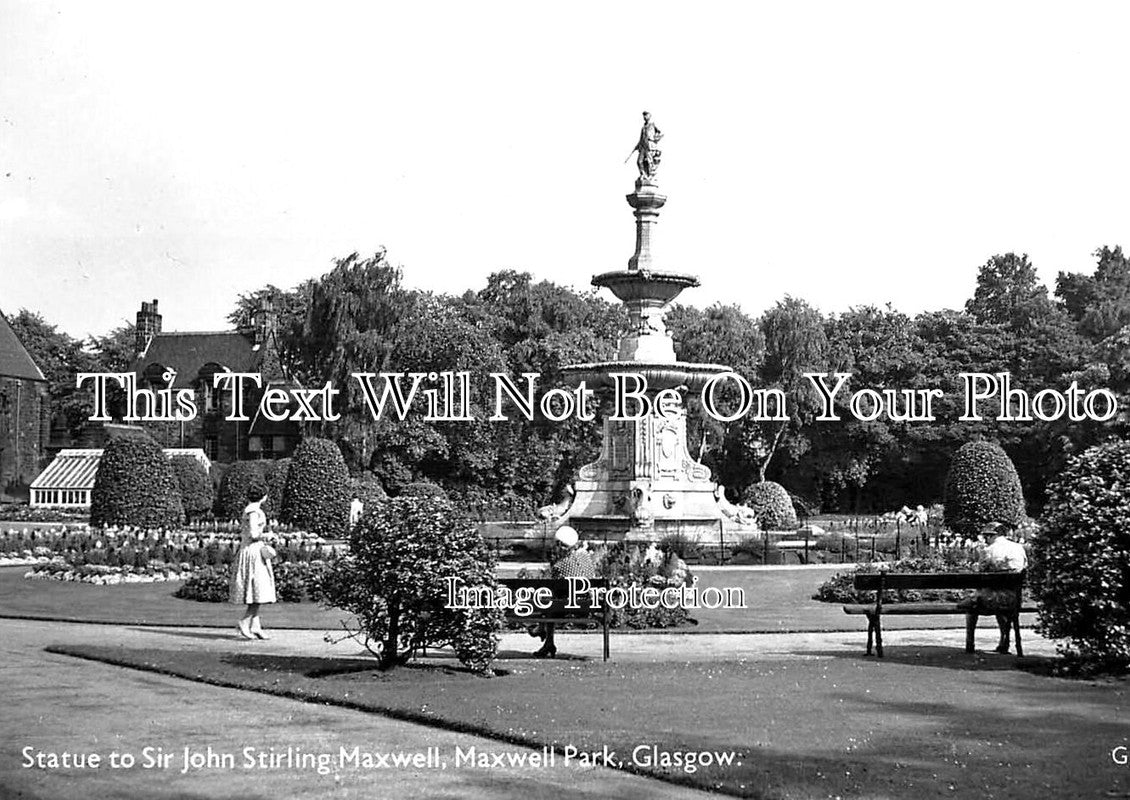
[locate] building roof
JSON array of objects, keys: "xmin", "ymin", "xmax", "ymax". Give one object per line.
[
  {"xmin": 31, "ymin": 447, "xmax": 212, "ymax": 491},
  {"xmin": 137, "ymin": 330, "xmax": 265, "ymax": 388},
  {"xmin": 0, "ymin": 309, "xmax": 46, "ymax": 382}
]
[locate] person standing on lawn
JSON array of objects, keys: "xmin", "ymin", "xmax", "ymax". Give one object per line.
[
  {"xmin": 230, "ymin": 483, "xmax": 277, "ymax": 640},
  {"xmin": 533, "ymin": 526, "xmax": 594, "ymax": 658}
]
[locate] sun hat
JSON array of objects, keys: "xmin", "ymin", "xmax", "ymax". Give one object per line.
[{"xmin": 554, "ymin": 526, "xmax": 579, "ymax": 548}]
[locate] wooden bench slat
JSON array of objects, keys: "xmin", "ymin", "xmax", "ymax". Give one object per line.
[
  {"xmin": 843, "ymin": 602, "xmax": 1037, "ymax": 615},
  {"xmin": 853, "ymin": 572, "xmax": 1023, "ymax": 591}
]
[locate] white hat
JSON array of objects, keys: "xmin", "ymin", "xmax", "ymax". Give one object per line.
[{"xmin": 554, "ymin": 526, "xmax": 579, "ymax": 547}]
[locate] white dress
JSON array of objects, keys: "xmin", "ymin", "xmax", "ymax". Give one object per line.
[{"xmin": 229, "ymin": 501, "xmax": 277, "ymax": 604}]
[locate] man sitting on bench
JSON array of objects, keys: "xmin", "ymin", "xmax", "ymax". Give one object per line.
[{"xmin": 961, "ymin": 521, "xmax": 1028, "ymax": 653}]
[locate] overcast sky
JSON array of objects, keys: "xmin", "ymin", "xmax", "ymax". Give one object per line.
[{"xmin": 2, "ymin": 2, "xmax": 1128, "ymax": 339}]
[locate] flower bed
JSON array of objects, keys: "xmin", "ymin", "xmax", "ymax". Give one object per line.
[
  {"xmin": 25, "ymin": 560, "xmax": 193, "ymax": 585},
  {"xmin": 174, "ymin": 561, "xmax": 334, "ymax": 603}
]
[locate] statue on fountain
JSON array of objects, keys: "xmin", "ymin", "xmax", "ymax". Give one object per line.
[{"xmin": 627, "ymin": 111, "xmax": 662, "ymax": 182}]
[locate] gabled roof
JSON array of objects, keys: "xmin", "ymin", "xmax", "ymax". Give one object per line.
[
  {"xmin": 0, "ymin": 309, "xmax": 46, "ymax": 382},
  {"xmin": 136, "ymin": 330, "xmax": 268, "ymax": 388}
]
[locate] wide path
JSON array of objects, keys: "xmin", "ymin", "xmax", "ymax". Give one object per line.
[
  {"xmin": 0, "ymin": 619, "xmax": 1060, "ymax": 799},
  {"xmin": 0, "ymin": 619, "xmax": 730, "ymax": 800}
]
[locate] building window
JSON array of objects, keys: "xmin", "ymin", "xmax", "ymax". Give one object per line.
[{"xmin": 204, "ymin": 436, "xmax": 218, "ymax": 461}]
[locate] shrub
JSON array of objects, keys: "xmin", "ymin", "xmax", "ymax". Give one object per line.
[
  {"xmin": 283, "ymin": 438, "xmax": 350, "ymax": 538},
  {"xmin": 169, "ymin": 456, "xmax": 213, "ymax": 521},
  {"xmin": 943, "ymin": 441, "xmax": 1025, "ymax": 537},
  {"xmin": 812, "ymin": 550, "xmax": 985, "ymax": 604},
  {"xmin": 657, "ymin": 532, "xmax": 704, "ymax": 562},
  {"xmin": 592, "ymin": 542, "xmax": 694, "ymax": 629},
  {"xmin": 398, "ymin": 481, "xmax": 447, "ymax": 500},
  {"xmin": 741, "ymin": 481, "xmax": 798, "ymax": 530},
  {"xmin": 262, "ymin": 458, "xmax": 292, "ymax": 521},
  {"xmin": 349, "ymin": 472, "xmax": 388, "ymax": 508},
  {"xmin": 319, "ymin": 495, "xmax": 501, "ymax": 672},
  {"xmin": 216, "ymin": 462, "xmax": 269, "ymax": 520},
  {"xmin": 1030, "ymin": 439, "xmax": 1130, "ymax": 674},
  {"xmin": 90, "ymin": 438, "xmax": 184, "ymax": 528},
  {"xmin": 174, "ymin": 568, "xmax": 230, "ymax": 602}
]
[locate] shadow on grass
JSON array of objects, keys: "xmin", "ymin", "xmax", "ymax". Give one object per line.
[
  {"xmin": 794, "ymin": 644, "xmax": 1064, "ymax": 674},
  {"xmin": 127, "ymin": 626, "xmax": 244, "ymax": 642},
  {"xmin": 44, "ymin": 643, "xmax": 1130, "ymax": 800}
]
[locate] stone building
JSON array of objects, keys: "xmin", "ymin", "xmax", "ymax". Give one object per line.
[
  {"xmin": 0, "ymin": 309, "xmax": 48, "ymax": 500},
  {"xmin": 132, "ymin": 299, "xmax": 301, "ymax": 463}
]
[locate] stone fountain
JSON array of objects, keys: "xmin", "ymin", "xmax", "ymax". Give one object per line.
[{"xmin": 541, "ymin": 113, "xmax": 759, "ymax": 543}]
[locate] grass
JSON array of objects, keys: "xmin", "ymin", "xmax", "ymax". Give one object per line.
[
  {"xmin": 0, "ymin": 564, "xmax": 1033, "ymax": 634},
  {"xmin": 49, "ymin": 642, "xmax": 1130, "ymax": 799}
]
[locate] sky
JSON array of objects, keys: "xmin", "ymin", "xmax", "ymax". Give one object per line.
[{"xmin": 2, "ymin": 1, "xmax": 1129, "ymax": 339}]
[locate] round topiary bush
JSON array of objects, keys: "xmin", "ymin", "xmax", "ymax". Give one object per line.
[
  {"xmin": 943, "ymin": 441, "xmax": 1025, "ymax": 537},
  {"xmin": 350, "ymin": 472, "xmax": 387, "ymax": 507},
  {"xmin": 90, "ymin": 438, "xmax": 185, "ymax": 528},
  {"xmin": 262, "ymin": 458, "xmax": 292, "ymax": 521},
  {"xmin": 741, "ymin": 481, "xmax": 798, "ymax": 530},
  {"xmin": 282, "ymin": 437, "xmax": 350, "ymax": 538},
  {"xmin": 216, "ymin": 461, "xmax": 269, "ymax": 520},
  {"xmin": 1030, "ymin": 439, "xmax": 1130, "ymax": 673},
  {"xmin": 169, "ymin": 455, "xmax": 213, "ymax": 521},
  {"xmin": 319, "ymin": 495, "xmax": 501, "ymax": 672}
]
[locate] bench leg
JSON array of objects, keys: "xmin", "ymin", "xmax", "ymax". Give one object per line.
[
  {"xmin": 603, "ymin": 621, "xmax": 610, "ymax": 662},
  {"xmin": 1013, "ymin": 614, "xmax": 1023, "ymax": 657},
  {"xmin": 865, "ymin": 614, "xmax": 874, "ymax": 656},
  {"xmin": 965, "ymin": 613, "xmax": 979, "ymax": 653}
]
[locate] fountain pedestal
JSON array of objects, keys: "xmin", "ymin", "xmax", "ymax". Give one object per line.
[{"xmin": 545, "ymin": 116, "xmax": 760, "ymax": 543}]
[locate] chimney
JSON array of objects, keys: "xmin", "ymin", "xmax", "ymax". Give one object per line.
[
  {"xmin": 135, "ymin": 299, "xmax": 162, "ymax": 354},
  {"xmin": 252, "ymin": 297, "xmax": 276, "ymax": 348}
]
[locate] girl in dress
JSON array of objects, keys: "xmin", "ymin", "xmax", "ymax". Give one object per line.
[{"xmin": 230, "ymin": 483, "xmax": 277, "ymax": 639}]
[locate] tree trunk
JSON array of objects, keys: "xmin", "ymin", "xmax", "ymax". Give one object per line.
[{"xmin": 382, "ymin": 600, "xmax": 400, "ymax": 669}]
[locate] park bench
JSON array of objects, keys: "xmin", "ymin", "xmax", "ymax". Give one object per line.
[
  {"xmin": 498, "ymin": 578, "xmax": 611, "ymax": 661},
  {"xmin": 842, "ymin": 571, "xmax": 1035, "ymax": 658}
]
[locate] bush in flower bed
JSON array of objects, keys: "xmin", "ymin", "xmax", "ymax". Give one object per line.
[
  {"xmin": 216, "ymin": 461, "xmax": 269, "ymax": 520},
  {"xmin": 1030, "ymin": 439, "xmax": 1130, "ymax": 674},
  {"xmin": 320, "ymin": 495, "xmax": 501, "ymax": 672},
  {"xmin": 170, "ymin": 456, "xmax": 214, "ymax": 521},
  {"xmin": 283, "ymin": 438, "xmax": 350, "ymax": 538},
  {"xmin": 741, "ymin": 481, "xmax": 798, "ymax": 531},
  {"xmin": 943, "ymin": 441, "xmax": 1025, "ymax": 537},
  {"xmin": 262, "ymin": 458, "xmax": 292, "ymax": 520},
  {"xmin": 514, "ymin": 542, "xmax": 695, "ymax": 630},
  {"xmin": 173, "ymin": 559, "xmax": 335, "ymax": 603},
  {"xmin": 91, "ymin": 437, "xmax": 185, "ymax": 528},
  {"xmin": 811, "ymin": 550, "xmax": 992, "ymax": 605}
]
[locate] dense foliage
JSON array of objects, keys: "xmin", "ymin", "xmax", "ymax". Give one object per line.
[
  {"xmin": 90, "ymin": 438, "xmax": 185, "ymax": 528},
  {"xmin": 741, "ymin": 481, "xmax": 798, "ymax": 530},
  {"xmin": 262, "ymin": 458, "xmax": 292, "ymax": 520},
  {"xmin": 169, "ymin": 456, "xmax": 213, "ymax": 521},
  {"xmin": 283, "ymin": 438, "xmax": 350, "ymax": 538},
  {"xmin": 1030, "ymin": 439, "xmax": 1130, "ymax": 673},
  {"xmin": 943, "ymin": 441, "xmax": 1025, "ymax": 536},
  {"xmin": 216, "ymin": 461, "xmax": 268, "ymax": 520},
  {"xmin": 28, "ymin": 244, "xmax": 1130, "ymax": 516},
  {"xmin": 320, "ymin": 495, "xmax": 501, "ymax": 672}
]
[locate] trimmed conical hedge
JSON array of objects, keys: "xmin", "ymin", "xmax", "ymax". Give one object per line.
[
  {"xmin": 91, "ymin": 438, "xmax": 185, "ymax": 528},
  {"xmin": 943, "ymin": 440, "xmax": 1025, "ymax": 537},
  {"xmin": 283, "ymin": 437, "xmax": 350, "ymax": 537}
]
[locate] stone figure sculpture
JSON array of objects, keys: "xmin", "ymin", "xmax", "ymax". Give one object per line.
[{"xmin": 628, "ymin": 111, "xmax": 662, "ymax": 181}]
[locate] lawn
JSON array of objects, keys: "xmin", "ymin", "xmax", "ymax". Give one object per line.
[
  {"xmin": 50, "ymin": 642, "xmax": 1130, "ymax": 799},
  {"xmin": 0, "ymin": 565, "xmax": 1033, "ymax": 633}
]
